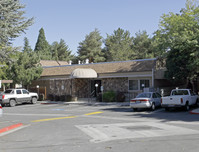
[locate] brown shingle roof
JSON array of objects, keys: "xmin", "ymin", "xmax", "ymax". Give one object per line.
[
  {"xmin": 41, "ymin": 59, "xmax": 156, "ymax": 77},
  {"xmin": 40, "ymin": 60, "xmax": 68, "ymax": 67}
]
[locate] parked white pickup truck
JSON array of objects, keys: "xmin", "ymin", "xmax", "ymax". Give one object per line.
[
  {"xmin": 161, "ymin": 89, "xmax": 199, "ymax": 111},
  {"xmin": 0, "ymin": 88, "xmax": 38, "ymax": 107}
]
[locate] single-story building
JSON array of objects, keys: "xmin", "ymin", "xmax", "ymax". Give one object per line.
[{"xmin": 31, "ymin": 58, "xmax": 188, "ymax": 101}]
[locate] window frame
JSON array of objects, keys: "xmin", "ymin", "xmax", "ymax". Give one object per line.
[{"xmin": 128, "ymin": 79, "xmax": 150, "ymax": 91}]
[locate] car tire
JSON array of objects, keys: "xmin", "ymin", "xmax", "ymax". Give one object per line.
[
  {"xmin": 195, "ymin": 99, "xmax": 199, "ymax": 107},
  {"xmin": 9, "ymin": 99, "xmax": 16, "ymax": 107},
  {"xmin": 151, "ymin": 103, "xmax": 155, "ymax": 111},
  {"xmin": 165, "ymin": 107, "xmax": 170, "ymax": 111},
  {"xmin": 184, "ymin": 102, "xmax": 190, "ymax": 111},
  {"xmin": 31, "ymin": 97, "xmax": 37, "ymax": 104}
]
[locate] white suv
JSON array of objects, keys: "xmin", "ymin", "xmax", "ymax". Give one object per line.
[{"xmin": 0, "ymin": 89, "xmax": 38, "ymax": 107}]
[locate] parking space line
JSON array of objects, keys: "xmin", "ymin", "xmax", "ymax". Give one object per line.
[
  {"xmin": 85, "ymin": 111, "xmax": 103, "ymax": 116},
  {"xmin": 31, "ymin": 116, "xmax": 77, "ymax": 123}
]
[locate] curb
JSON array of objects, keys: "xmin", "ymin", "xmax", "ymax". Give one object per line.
[
  {"xmin": 41, "ymin": 102, "xmax": 59, "ymax": 104},
  {"xmin": 190, "ymin": 110, "xmax": 199, "ymax": 115},
  {"xmin": 0, "ymin": 123, "xmax": 23, "ymax": 134}
]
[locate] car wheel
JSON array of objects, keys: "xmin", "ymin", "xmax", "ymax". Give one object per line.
[
  {"xmin": 184, "ymin": 102, "xmax": 190, "ymax": 111},
  {"xmin": 165, "ymin": 107, "xmax": 170, "ymax": 111},
  {"xmin": 31, "ymin": 97, "xmax": 37, "ymax": 104},
  {"xmin": 195, "ymin": 99, "xmax": 199, "ymax": 107},
  {"xmin": 151, "ymin": 103, "xmax": 155, "ymax": 111},
  {"xmin": 9, "ymin": 99, "xmax": 16, "ymax": 107}
]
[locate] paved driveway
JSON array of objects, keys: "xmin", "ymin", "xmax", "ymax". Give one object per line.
[{"xmin": 0, "ymin": 102, "xmax": 199, "ymax": 152}]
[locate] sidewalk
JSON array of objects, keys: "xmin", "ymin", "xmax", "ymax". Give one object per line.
[{"xmin": 40, "ymin": 100, "xmax": 131, "ymax": 106}]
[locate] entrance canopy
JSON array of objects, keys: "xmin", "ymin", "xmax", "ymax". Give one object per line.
[{"xmin": 71, "ymin": 68, "xmax": 97, "ymax": 78}]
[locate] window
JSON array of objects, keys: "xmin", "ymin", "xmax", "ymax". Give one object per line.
[
  {"xmin": 129, "ymin": 80, "xmax": 138, "ymax": 90},
  {"xmin": 156, "ymin": 93, "xmax": 162, "ymax": 98},
  {"xmin": 136, "ymin": 93, "xmax": 151, "ymax": 98},
  {"xmin": 16, "ymin": 90, "xmax": 22, "ymax": 94},
  {"xmin": 140, "ymin": 80, "xmax": 149, "ymax": 89},
  {"xmin": 4, "ymin": 90, "xmax": 13, "ymax": 94},
  {"xmin": 172, "ymin": 90, "xmax": 189, "ymax": 95},
  {"xmin": 152, "ymin": 93, "xmax": 157, "ymax": 98},
  {"xmin": 22, "ymin": 90, "xmax": 29, "ymax": 94}
]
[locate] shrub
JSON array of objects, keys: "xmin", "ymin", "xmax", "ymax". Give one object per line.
[
  {"xmin": 55, "ymin": 95, "xmax": 60, "ymax": 101},
  {"xmin": 39, "ymin": 93, "xmax": 45, "ymax": 101},
  {"xmin": 116, "ymin": 92, "xmax": 125, "ymax": 102},
  {"xmin": 48, "ymin": 94, "xmax": 54, "ymax": 101},
  {"xmin": 66, "ymin": 95, "xmax": 72, "ymax": 101},
  {"xmin": 103, "ymin": 91, "xmax": 116, "ymax": 102},
  {"xmin": 60, "ymin": 95, "xmax": 66, "ymax": 101},
  {"xmin": 97, "ymin": 93, "xmax": 102, "ymax": 102}
]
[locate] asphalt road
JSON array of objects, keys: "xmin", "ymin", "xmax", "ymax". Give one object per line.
[{"xmin": 0, "ymin": 102, "xmax": 199, "ymax": 152}]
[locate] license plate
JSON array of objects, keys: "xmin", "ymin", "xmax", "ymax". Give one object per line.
[{"xmin": 136, "ymin": 101, "xmax": 141, "ymax": 103}]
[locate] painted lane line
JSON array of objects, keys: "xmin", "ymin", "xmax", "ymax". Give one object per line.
[
  {"xmin": 31, "ymin": 116, "xmax": 77, "ymax": 123},
  {"xmin": 0, "ymin": 123, "xmax": 23, "ymax": 134},
  {"xmin": 85, "ymin": 111, "xmax": 103, "ymax": 116},
  {"xmin": 4, "ymin": 113, "xmax": 70, "ymax": 117},
  {"xmin": 0, "ymin": 124, "xmax": 30, "ymax": 137}
]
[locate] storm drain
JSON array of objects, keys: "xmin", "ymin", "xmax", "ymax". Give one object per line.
[{"xmin": 124, "ymin": 125, "xmax": 162, "ymax": 131}]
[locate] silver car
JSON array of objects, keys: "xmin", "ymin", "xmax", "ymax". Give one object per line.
[
  {"xmin": 130, "ymin": 92, "xmax": 162, "ymax": 111},
  {"xmin": 0, "ymin": 103, "xmax": 2, "ymax": 116}
]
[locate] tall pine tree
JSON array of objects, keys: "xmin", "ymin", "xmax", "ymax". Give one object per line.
[
  {"xmin": 51, "ymin": 39, "xmax": 74, "ymax": 61},
  {"xmin": 104, "ymin": 28, "xmax": 134, "ymax": 61},
  {"xmin": 77, "ymin": 29, "xmax": 105, "ymax": 63},
  {"xmin": 132, "ymin": 31, "xmax": 154, "ymax": 59},
  {"xmin": 34, "ymin": 28, "xmax": 51, "ymax": 60},
  {"xmin": 23, "ymin": 37, "xmax": 33, "ymax": 53},
  {"xmin": 0, "ymin": 0, "xmax": 33, "ymax": 62}
]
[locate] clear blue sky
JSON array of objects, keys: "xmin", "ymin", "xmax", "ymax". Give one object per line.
[{"xmin": 13, "ymin": 0, "xmax": 187, "ymax": 55}]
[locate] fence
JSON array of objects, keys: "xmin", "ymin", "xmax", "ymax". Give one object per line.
[{"xmin": 29, "ymin": 87, "xmax": 47, "ymax": 100}]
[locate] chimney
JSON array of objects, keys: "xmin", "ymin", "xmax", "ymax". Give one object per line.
[{"xmin": 85, "ymin": 59, "xmax": 89, "ymax": 64}]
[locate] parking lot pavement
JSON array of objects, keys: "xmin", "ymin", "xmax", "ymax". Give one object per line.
[{"xmin": 1, "ymin": 100, "xmax": 198, "ymax": 137}]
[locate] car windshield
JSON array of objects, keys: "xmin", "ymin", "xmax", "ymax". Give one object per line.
[
  {"xmin": 172, "ymin": 90, "xmax": 189, "ymax": 95},
  {"xmin": 4, "ymin": 90, "xmax": 13, "ymax": 94},
  {"xmin": 136, "ymin": 93, "xmax": 151, "ymax": 98}
]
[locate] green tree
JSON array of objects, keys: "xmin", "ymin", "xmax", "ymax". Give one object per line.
[
  {"xmin": 104, "ymin": 28, "xmax": 134, "ymax": 61},
  {"xmin": 23, "ymin": 37, "xmax": 33, "ymax": 53},
  {"xmin": 6, "ymin": 52, "xmax": 42, "ymax": 87},
  {"xmin": 77, "ymin": 29, "xmax": 105, "ymax": 63},
  {"xmin": 154, "ymin": 0, "xmax": 199, "ymax": 83},
  {"xmin": 6, "ymin": 38, "xmax": 42, "ymax": 87},
  {"xmin": 132, "ymin": 31, "xmax": 154, "ymax": 59},
  {"xmin": 0, "ymin": 0, "xmax": 33, "ymax": 62},
  {"xmin": 51, "ymin": 39, "xmax": 74, "ymax": 61},
  {"xmin": 34, "ymin": 28, "xmax": 51, "ymax": 60}
]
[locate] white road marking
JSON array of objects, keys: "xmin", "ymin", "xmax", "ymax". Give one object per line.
[
  {"xmin": 3, "ymin": 113, "xmax": 70, "ymax": 117},
  {"xmin": 76, "ymin": 122, "xmax": 199, "ymax": 143}
]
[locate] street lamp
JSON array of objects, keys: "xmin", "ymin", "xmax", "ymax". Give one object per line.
[
  {"xmin": 36, "ymin": 85, "xmax": 39, "ymax": 95},
  {"xmin": 95, "ymin": 83, "xmax": 98, "ymax": 97},
  {"xmin": 141, "ymin": 84, "xmax": 145, "ymax": 92}
]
